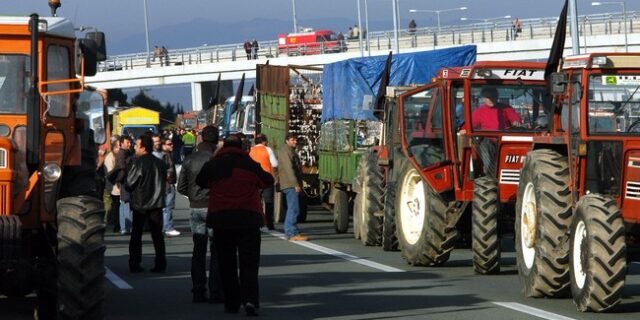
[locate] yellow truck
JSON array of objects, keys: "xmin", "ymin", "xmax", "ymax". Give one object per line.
[{"xmin": 112, "ymin": 106, "xmax": 160, "ymax": 137}]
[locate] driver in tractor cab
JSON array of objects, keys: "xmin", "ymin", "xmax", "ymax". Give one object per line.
[
  {"xmin": 470, "ymin": 87, "xmax": 522, "ymax": 178},
  {"xmin": 471, "ymin": 87, "xmax": 522, "ymax": 131}
]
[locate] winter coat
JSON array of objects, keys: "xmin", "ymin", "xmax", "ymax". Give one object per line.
[
  {"xmin": 125, "ymin": 153, "xmax": 167, "ymax": 211},
  {"xmin": 177, "ymin": 142, "xmax": 216, "ymax": 208}
]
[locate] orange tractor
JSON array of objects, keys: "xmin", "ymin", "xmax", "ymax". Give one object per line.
[
  {"xmin": 515, "ymin": 53, "xmax": 640, "ymax": 312},
  {"xmin": 0, "ymin": 1, "xmax": 109, "ymax": 318}
]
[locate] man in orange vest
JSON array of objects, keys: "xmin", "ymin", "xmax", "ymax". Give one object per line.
[{"xmin": 249, "ymin": 134, "xmax": 278, "ymax": 230}]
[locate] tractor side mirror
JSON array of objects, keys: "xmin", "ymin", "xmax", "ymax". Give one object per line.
[
  {"xmin": 86, "ymin": 32, "xmax": 107, "ymax": 62},
  {"xmin": 550, "ymin": 72, "xmax": 568, "ymax": 95},
  {"xmin": 78, "ymin": 38, "xmax": 98, "ymax": 76}
]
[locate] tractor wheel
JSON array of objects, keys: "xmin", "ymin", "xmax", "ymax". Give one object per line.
[
  {"xmin": 570, "ymin": 195, "xmax": 627, "ymax": 312},
  {"xmin": 472, "ymin": 177, "xmax": 501, "ymax": 275},
  {"xmin": 353, "ymin": 191, "xmax": 362, "ymax": 240},
  {"xmin": 515, "ymin": 149, "xmax": 572, "ymax": 298},
  {"xmin": 333, "ymin": 188, "xmax": 350, "ymax": 234},
  {"xmin": 354, "ymin": 151, "xmax": 384, "ymax": 246},
  {"xmin": 382, "ymin": 181, "xmax": 399, "ymax": 251},
  {"xmin": 57, "ymin": 196, "xmax": 106, "ymax": 320},
  {"xmin": 395, "ymin": 164, "xmax": 455, "ymax": 266}
]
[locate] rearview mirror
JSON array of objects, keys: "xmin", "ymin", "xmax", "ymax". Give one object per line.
[
  {"xmin": 78, "ymin": 38, "xmax": 98, "ymax": 76},
  {"xmin": 86, "ymin": 32, "xmax": 107, "ymax": 62}
]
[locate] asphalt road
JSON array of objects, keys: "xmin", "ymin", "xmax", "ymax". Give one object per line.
[{"xmin": 3, "ymin": 193, "xmax": 640, "ymax": 319}]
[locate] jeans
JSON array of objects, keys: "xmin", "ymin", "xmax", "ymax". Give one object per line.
[
  {"xmin": 163, "ymin": 185, "xmax": 177, "ymax": 232},
  {"xmin": 129, "ymin": 209, "xmax": 166, "ymax": 270},
  {"xmin": 282, "ymin": 188, "xmax": 300, "ymax": 238},
  {"xmin": 190, "ymin": 208, "xmax": 223, "ymax": 300},
  {"xmin": 109, "ymin": 195, "xmax": 121, "ymax": 231},
  {"xmin": 119, "ymin": 200, "xmax": 132, "ymax": 233}
]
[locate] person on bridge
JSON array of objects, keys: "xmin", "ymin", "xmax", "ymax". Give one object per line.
[
  {"xmin": 249, "ymin": 133, "xmax": 279, "ymax": 230},
  {"xmin": 277, "ymin": 133, "xmax": 307, "ymax": 241},
  {"xmin": 251, "ymin": 39, "xmax": 259, "ymax": 60},
  {"xmin": 125, "ymin": 134, "xmax": 168, "ymax": 273},
  {"xmin": 178, "ymin": 125, "xmax": 223, "ymax": 304},
  {"xmin": 244, "ymin": 40, "xmax": 252, "ymax": 60},
  {"xmin": 196, "ymin": 134, "xmax": 273, "ymax": 316}
]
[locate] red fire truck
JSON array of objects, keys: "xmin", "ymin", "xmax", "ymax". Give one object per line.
[{"xmin": 277, "ymin": 29, "xmax": 346, "ymax": 56}]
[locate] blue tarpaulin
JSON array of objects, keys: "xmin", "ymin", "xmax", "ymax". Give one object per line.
[{"xmin": 321, "ymin": 45, "xmax": 477, "ymax": 123}]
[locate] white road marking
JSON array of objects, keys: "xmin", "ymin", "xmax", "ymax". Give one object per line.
[
  {"xmin": 265, "ymin": 230, "xmax": 404, "ymax": 273},
  {"xmin": 105, "ymin": 267, "xmax": 133, "ymax": 290},
  {"xmin": 632, "ymin": 262, "xmax": 640, "ymax": 266},
  {"xmin": 493, "ymin": 302, "xmax": 576, "ymax": 320}
]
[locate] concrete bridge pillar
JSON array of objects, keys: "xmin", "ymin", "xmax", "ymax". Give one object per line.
[{"xmin": 191, "ymin": 82, "xmax": 203, "ymax": 111}]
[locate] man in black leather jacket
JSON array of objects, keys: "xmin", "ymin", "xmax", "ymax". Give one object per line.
[
  {"xmin": 125, "ymin": 134, "xmax": 168, "ymax": 273},
  {"xmin": 177, "ymin": 126, "xmax": 223, "ymax": 303}
]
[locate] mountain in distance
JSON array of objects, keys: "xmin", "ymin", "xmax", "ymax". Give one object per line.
[{"xmin": 108, "ymin": 17, "xmax": 404, "ymax": 54}]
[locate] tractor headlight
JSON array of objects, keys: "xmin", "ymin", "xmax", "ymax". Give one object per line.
[{"xmin": 42, "ymin": 162, "xmax": 62, "ymax": 182}]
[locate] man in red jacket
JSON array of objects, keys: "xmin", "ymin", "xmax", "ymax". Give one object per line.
[{"xmin": 196, "ymin": 134, "xmax": 273, "ymax": 316}]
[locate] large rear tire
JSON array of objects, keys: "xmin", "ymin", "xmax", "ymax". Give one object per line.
[
  {"xmin": 515, "ymin": 149, "xmax": 572, "ymax": 298},
  {"xmin": 570, "ymin": 195, "xmax": 626, "ymax": 312},
  {"xmin": 472, "ymin": 177, "xmax": 501, "ymax": 275},
  {"xmin": 354, "ymin": 151, "xmax": 384, "ymax": 246},
  {"xmin": 382, "ymin": 181, "xmax": 399, "ymax": 251},
  {"xmin": 395, "ymin": 164, "xmax": 455, "ymax": 266},
  {"xmin": 333, "ymin": 188, "xmax": 350, "ymax": 234},
  {"xmin": 57, "ymin": 196, "xmax": 106, "ymax": 320}
]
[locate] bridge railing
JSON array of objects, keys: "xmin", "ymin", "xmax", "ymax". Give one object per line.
[{"xmin": 99, "ymin": 11, "xmax": 638, "ymax": 72}]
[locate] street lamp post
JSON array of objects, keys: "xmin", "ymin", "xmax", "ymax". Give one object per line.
[
  {"xmin": 143, "ymin": 0, "xmax": 151, "ymax": 68},
  {"xmin": 292, "ymin": 0, "xmax": 298, "ymax": 33},
  {"xmin": 392, "ymin": 0, "xmax": 400, "ymax": 53},
  {"xmin": 409, "ymin": 7, "xmax": 468, "ymax": 33},
  {"xmin": 592, "ymin": 1, "xmax": 628, "ymax": 52},
  {"xmin": 364, "ymin": 0, "xmax": 370, "ymax": 55},
  {"xmin": 357, "ymin": 0, "xmax": 364, "ymax": 57}
]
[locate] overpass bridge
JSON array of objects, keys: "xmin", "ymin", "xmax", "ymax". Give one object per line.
[{"xmin": 85, "ymin": 11, "xmax": 640, "ymax": 111}]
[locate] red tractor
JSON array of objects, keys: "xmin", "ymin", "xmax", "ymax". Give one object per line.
[
  {"xmin": 373, "ymin": 62, "xmax": 552, "ymax": 273},
  {"xmin": 515, "ymin": 52, "xmax": 640, "ymax": 312}
]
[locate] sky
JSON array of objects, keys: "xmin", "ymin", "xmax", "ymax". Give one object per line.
[{"xmin": 2, "ymin": 0, "xmax": 639, "ymax": 109}]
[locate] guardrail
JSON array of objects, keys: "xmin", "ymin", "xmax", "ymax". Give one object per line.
[{"xmin": 99, "ymin": 11, "xmax": 639, "ymax": 72}]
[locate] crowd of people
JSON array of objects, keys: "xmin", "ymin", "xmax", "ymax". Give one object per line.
[{"xmin": 99, "ymin": 127, "xmax": 308, "ymax": 316}]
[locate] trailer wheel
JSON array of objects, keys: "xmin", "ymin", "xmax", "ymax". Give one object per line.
[
  {"xmin": 570, "ymin": 195, "xmax": 626, "ymax": 312},
  {"xmin": 57, "ymin": 196, "xmax": 106, "ymax": 320},
  {"xmin": 333, "ymin": 188, "xmax": 350, "ymax": 233},
  {"xmin": 472, "ymin": 177, "xmax": 501, "ymax": 275},
  {"xmin": 515, "ymin": 149, "xmax": 572, "ymax": 298},
  {"xmin": 382, "ymin": 181, "xmax": 399, "ymax": 251},
  {"xmin": 395, "ymin": 164, "xmax": 455, "ymax": 266},
  {"xmin": 354, "ymin": 151, "xmax": 384, "ymax": 246}
]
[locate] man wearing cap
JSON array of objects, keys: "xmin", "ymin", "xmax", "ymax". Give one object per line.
[
  {"xmin": 471, "ymin": 87, "xmax": 521, "ymax": 131},
  {"xmin": 177, "ymin": 125, "xmax": 223, "ymax": 303},
  {"xmin": 471, "ymin": 87, "xmax": 522, "ymax": 177}
]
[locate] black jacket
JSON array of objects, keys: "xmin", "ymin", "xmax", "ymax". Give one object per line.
[
  {"xmin": 177, "ymin": 142, "xmax": 216, "ymax": 208},
  {"xmin": 125, "ymin": 153, "xmax": 167, "ymax": 211}
]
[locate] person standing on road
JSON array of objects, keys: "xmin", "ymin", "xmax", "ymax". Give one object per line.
[
  {"xmin": 161, "ymin": 137, "xmax": 180, "ymax": 237},
  {"xmin": 114, "ymin": 135, "xmax": 134, "ymax": 235},
  {"xmin": 125, "ymin": 134, "xmax": 167, "ymax": 273},
  {"xmin": 196, "ymin": 134, "xmax": 274, "ymax": 316},
  {"xmin": 249, "ymin": 134, "xmax": 278, "ymax": 230},
  {"xmin": 182, "ymin": 129, "xmax": 196, "ymax": 157},
  {"xmin": 178, "ymin": 126, "xmax": 223, "ymax": 303},
  {"xmin": 277, "ymin": 133, "xmax": 307, "ymax": 241},
  {"xmin": 104, "ymin": 138, "xmax": 121, "ymax": 233}
]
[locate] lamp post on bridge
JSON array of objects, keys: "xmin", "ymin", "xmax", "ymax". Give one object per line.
[
  {"xmin": 143, "ymin": 0, "xmax": 151, "ymax": 68},
  {"xmin": 592, "ymin": 1, "xmax": 628, "ymax": 52},
  {"xmin": 292, "ymin": 0, "xmax": 299, "ymax": 33},
  {"xmin": 409, "ymin": 7, "xmax": 468, "ymax": 33}
]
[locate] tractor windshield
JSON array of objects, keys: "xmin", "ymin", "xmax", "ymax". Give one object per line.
[
  {"xmin": 0, "ymin": 55, "xmax": 29, "ymax": 114},
  {"xmin": 469, "ymin": 84, "xmax": 550, "ymax": 132},
  {"xmin": 588, "ymin": 74, "xmax": 640, "ymax": 134}
]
